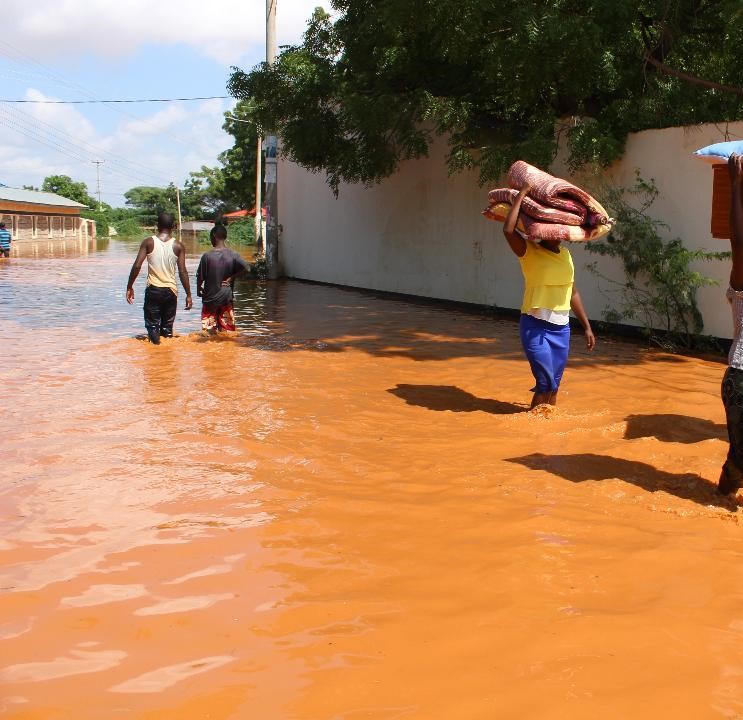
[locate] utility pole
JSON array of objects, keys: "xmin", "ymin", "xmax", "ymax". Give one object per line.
[
  {"xmin": 175, "ymin": 187, "xmax": 183, "ymax": 242},
  {"xmin": 92, "ymin": 160, "xmax": 104, "ymax": 210},
  {"xmin": 264, "ymin": 0, "xmax": 279, "ymax": 279},
  {"xmin": 255, "ymin": 133, "xmax": 262, "ymax": 253}
]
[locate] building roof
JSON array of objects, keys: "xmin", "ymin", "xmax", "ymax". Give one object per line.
[
  {"xmin": 224, "ymin": 207, "xmax": 266, "ymax": 218},
  {"xmin": 0, "ymin": 187, "xmax": 87, "ymax": 208}
]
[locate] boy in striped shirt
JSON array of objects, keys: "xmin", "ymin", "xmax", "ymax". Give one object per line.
[{"xmin": 0, "ymin": 223, "xmax": 11, "ymax": 258}]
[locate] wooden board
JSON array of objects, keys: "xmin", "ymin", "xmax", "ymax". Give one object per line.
[{"xmin": 712, "ymin": 164, "xmax": 731, "ymax": 239}]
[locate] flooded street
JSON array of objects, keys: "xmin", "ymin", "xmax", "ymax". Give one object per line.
[{"xmin": 1, "ymin": 236, "xmax": 742, "ymax": 719}]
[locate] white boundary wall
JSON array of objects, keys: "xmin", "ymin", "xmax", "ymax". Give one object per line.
[{"xmin": 278, "ymin": 121, "xmax": 743, "ymax": 339}]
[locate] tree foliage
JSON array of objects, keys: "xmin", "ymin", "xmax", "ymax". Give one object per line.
[
  {"xmin": 126, "ymin": 102, "xmax": 260, "ymax": 220},
  {"xmin": 124, "ymin": 184, "xmax": 178, "ymax": 224},
  {"xmin": 228, "ymin": 0, "xmax": 743, "ymax": 193},
  {"xmin": 42, "ymin": 174, "xmax": 97, "ymax": 207},
  {"xmin": 174, "ymin": 101, "xmax": 260, "ymax": 218},
  {"xmin": 216, "ymin": 100, "xmax": 260, "ymax": 210},
  {"xmin": 226, "ymin": 218, "xmax": 256, "ymax": 245}
]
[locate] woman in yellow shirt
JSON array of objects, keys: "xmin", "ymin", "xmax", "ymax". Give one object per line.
[{"xmin": 503, "ymin": 185, "xmax": 595, "ymax": 409}]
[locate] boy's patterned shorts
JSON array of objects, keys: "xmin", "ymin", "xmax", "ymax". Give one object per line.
[{"xmin": 201, "ymin": 303, "xmax": 235, "ymax": 332}]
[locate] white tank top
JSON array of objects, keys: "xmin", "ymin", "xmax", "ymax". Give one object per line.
[{"xmin": 146, "ymin": 234, "xmax": 178, "ymax": 294}]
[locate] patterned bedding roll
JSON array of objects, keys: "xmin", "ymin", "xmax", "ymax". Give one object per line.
[
  {"xmin": 507, "ymin": 160, "xmax": 611, "ymax": 225},
  {"xmin": 519, "ymin": 216, "xmax": 612, "ymax": 242},
  {"xmin": 481, "ymin": 202, "xmax": 611, "ymax": 242},
  {"xmin": 487, "ymin": 188, "xmax": 585, "ymax": 226},
  {"xmin": 482, "ymin": 160, "xmax": 614, "ymax": 242}
]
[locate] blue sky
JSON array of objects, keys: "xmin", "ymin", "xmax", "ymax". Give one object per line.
[{"xmin": 0, "ymin": 0, "xmax": 328, "ymax": 207}]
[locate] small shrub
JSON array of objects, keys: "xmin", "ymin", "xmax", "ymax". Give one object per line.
[
  {"xmin": 227, "ymin": 218, "xmax": 256, "ymax": 245},
  {"xmin": 112, "ymin": 217, "xmax": 142, "ymax": 236},
  {"xmin": 81, "ymin": 209, "xmax": 109, "ymax": 237},
  {"xmin": 587, "ymin": 172, "xmax": 729, "ymax": 350}
]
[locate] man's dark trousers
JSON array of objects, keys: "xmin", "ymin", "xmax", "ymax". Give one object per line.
[{"xmin": 143, "ymin": 285, "xmax": 177, "ymax": 344}]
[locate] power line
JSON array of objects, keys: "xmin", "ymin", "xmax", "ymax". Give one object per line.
[
  {"xmin": 0, "ymin": 112, "xmax": 169, "ymax": 188},
  {"xmin": 0, "ymin": 96, "xmax": 230, "ymax": 104},
  {"xmin": 0, "ymin": 38, "xmax": 231, "ymax": 153},
  {"xmin": 0, "ymin": 104, "xmax": 170, "ymax": 185},
  {"xmin": 0, "ymin": 39, "xmax": 236, "ymax": 195}
]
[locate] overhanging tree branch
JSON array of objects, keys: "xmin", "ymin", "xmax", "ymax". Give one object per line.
[{"xmin": 643, "ymin": 53, "xmax": 743, "ymax": 96}]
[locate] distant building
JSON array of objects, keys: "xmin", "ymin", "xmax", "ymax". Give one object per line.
[
  {"xmin": 0, "ymin": 186, "xmax": 95, "ymax": 241},
  {"xmin": 180, "ymin": 220, "xmax": 215, "ymax": 240}
]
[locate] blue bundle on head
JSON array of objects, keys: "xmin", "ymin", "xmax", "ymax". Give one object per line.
[{"xmin": 693, "ymin": 140, "xmax": 743, "ymax": 165}]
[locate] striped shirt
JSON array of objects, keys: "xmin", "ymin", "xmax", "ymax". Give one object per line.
[
  {"xmin": 728, "ymin": 286, "xmax": 743, "ymax": 370},
  {"xmin": 0, "ymin": 228, "xmax": 11, "ymax": 249}
]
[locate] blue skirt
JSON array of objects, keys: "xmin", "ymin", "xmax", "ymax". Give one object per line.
[{"xmin": 519, "ymin": 314, "xmax": 571, "ymax": 393}]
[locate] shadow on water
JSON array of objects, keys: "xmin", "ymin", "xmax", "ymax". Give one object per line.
[
  {"xmin": 506, "ymin": 452, "xmax": 737, "ymax": 511},
  {"xmin": 388, "ymin": 384, "xmax": 525, "ymax": 414},
  {"xmin": 227, "ymin": 281, "xmax": 718, "ymax": 367},
  {"xmin": 624, "ymin": 414, "xmax": 727, "ymax": 443},
  {"xmin": 187, "ymin": 330, "xmax": 343, "ymax": 353}
]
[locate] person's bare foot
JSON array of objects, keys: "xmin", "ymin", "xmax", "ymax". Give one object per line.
[{"xmin": 529, "ymin": 403, "xmax": 557, "ymax": 418}]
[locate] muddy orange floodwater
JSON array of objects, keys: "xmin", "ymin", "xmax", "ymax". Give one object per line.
[{"xmin": 1, "ymin": 237, "xmax": 742, "ymax": 719}]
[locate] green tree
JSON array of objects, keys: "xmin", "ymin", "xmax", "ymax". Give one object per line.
[
  {"xmin": 184, "ymin": 101, "xmax": 260, "ymax": 216},
  {"xmin": 124, "ymin": 184, "xmax": 179, "ymax": 224},
  {"xmin": 42, "ymin": 175, "xmax": 96, "ymax": 206},
  {"xmin": 228, "ymin": 1, "xmax": 743, "ymax": 193},
  {"xmin": 218, "ymin": 100, "xmax": 259, "ymax": 210},
  {"xmin": 184, "ymin": 165, "xmax": 226, "ymax": 217}
]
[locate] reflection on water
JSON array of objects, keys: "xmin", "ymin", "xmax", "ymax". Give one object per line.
[
  {"xmin": 109, "ymin": 655, "xmax": 234, "ymax": 694},
  {"xmin": 1, "ymin": 647, "xmax": 128, "ymax": 683},
  {"xmin": 0, "ymin": 235, "xmax": 272, "ymax": 339},
  {"xmin": 5, "ymin": 235, "xmax": 101, "ymax": 259},
  {"xmin": 0, "ymin": 237, "xmax": 742, "ymax": 719}
]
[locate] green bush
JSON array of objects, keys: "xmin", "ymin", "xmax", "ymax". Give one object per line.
[
  {"xmin": 587, "ymin": 172, "xmax": 729, "ymax": 350},
  {"xmin": 81, "ymin": 209, "xmax": 109, "ymax": 237},
  {"xmin": 227, "ymin": 218, "xmax": 256, "ymax": 245},
  {"xmin": 112, "ymin": 217, "xmax": 142, "ymax": 236}
]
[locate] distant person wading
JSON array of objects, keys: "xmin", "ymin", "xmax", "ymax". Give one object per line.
[
  {"xmin": 0, "ymin": 222, "xmax": 12, "ymax": 258},
  {"xmin": 125, "ymin": 212, "xmax": 192, "ymax": 344}
]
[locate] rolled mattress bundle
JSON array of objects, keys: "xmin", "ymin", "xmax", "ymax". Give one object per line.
[{"xmin": 482, "ymin": 161, "xmax": 613, "ymax": 242}]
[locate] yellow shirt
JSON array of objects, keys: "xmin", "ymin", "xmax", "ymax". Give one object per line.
[{"xmin": 517, "ymin": 243, "xmax": 574, "ymax": 313}]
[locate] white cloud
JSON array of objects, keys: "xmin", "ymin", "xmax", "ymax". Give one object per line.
[
  {"xmin": 0, "ymin": 142, "xmax": 72, "ymax": 183},
  {"xmin": 117, "ymin": 105, "xmax": 190, "ymax": 138},
  {"xmin": 0, "ymin": 0, "xmax": 334, "ymax": 205},
  {"xmin": 22, "ymin": 88, "xmax": 98, "ymax": 143},
  {"xmin": 0, "ymin": 91, "xmax": 237, "ymax": 205},
  {"xmin": 2, "ymin": 0, "xmax": 329, "ymax": 65}
]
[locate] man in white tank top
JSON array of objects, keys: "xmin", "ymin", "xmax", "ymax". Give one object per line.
[{"xmin": 126, "ymin": 212, "xmax": 192, "ymax": 344}]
